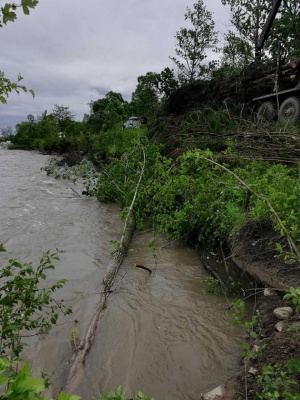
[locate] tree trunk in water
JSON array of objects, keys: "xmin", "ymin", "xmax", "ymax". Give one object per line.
[
  {"xmin": 65, "ymin": 146, "xmax": 146, "ymax": 393},
  {"xmin": 64, "ymin": 213, "xmax": 135, "ymax": 393}
]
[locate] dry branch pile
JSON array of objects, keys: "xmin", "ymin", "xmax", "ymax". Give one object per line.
[
  {"xmin": 162, "ymin": 60, "xmax": 278, "ymax": 116},
  {"xmin": 151, "ymin": 59, "xmax": 300, "ymax": 163}
]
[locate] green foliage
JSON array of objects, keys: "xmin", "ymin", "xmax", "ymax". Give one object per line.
[
  {"xmin": 71, "ymin": 326, "xmax": 79, "ymax": 350},
  {"xmin": 0, "ymin": 360, "xmax": 46, "ymax": 400},
  {"xmin": 0, "ymin": 251, "xmax": 72, "ymax": 359},
  {"xmin": 93, "ymin": 131, "xmax": 159, "ymax": 209},
  {"xmin": 283, "ymin": 287, "xmax": 300, "ymax": 312},
  {"xmin": 220, "ymin": 0, "xmax": 273, "ymax": 50},
  {"xmin": 90, "ymin": 126, "xmax": 149, "ymax": 164},
  {"xmin": 255, "ymin": 361, "xmax": 300, "ymax": 399},
  {"xmin": 12, "ymin": 106, "xmax": 84, "ymax": 152},
  {"xmin": 90, "ymin": 127, "xmax": 300, "ymax": 260},
  {"xmin": 0, "ymin": 1, "xmax": 38, "ymax": 102},
  {"xmin": 134, "ymin": 149, "xmax": 247, "ymax": 242},
  {"xmin": 0, "ymin": 249, "xmax": 82, "ymax": 399},
  {"xmin": 0, "ymin": 357, "xmax": 81, "ymax": 399},
  {"xmin": 84, "ymin": 92, "xmax": 130, "ymax": 133},
  {"xmin": 100, "ymin": 386, "xmax": 154, "ymax": 400},
  {"xmin": 51, "ymin": 105, "xmax": 76, "ymax": 132},
  {"xmin": 220, "ymin": 31, "xmax": 253, "ymax": 69},
  {"xmin": 229, "ymin": 298, "xmax": 247, "ymax": 326},
  {"xmin": 0, "ymin": 71, "xmax": 34, "ymax": 104},
  {"xmin": 203, "ymin": 276, "xmax": 222, "ymax": 294},
  {"xmin": 0, "ymin": 1, "xmax": 38, "ymax": 27},
  {"xmin": 170, "ymin": 0, "xmax": 218, "ymax": 82},
  {"xmin": 268, "ymin": 2, "xmax": 300, "ymax": 59},
  {"xmin": 130, "ymin": 69, "xmax": 178, "ymax": 121},
  {"xmin": 221, "ymin": 0, "xmax": 300, "ymax": 60},
  {"xmin": 131, "ymin": 73, "xmax": 160, "ymax": 121}
]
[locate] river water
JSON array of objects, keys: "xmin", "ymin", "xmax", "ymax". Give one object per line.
[{"xmin": 0, "ymin": 148, "xmax": 242, "ymax": 399}]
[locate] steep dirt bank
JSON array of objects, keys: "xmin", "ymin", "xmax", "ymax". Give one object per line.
[
  {"xmin": 232, "ymin": 221, "xmax": 300, "ymax": 290},
  {"xmin": 204, "ymin": 222, "xmax": 300, "ymax": 399}
]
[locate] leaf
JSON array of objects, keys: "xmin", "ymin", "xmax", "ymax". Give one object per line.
[
  {"xmin": 250, "ymin": 330, "xmax": 257, "ymax": 339},
  {"xmin": 57, "ymin": 392, "xmax": 81, "ymax": 400},
  {"xmin": 3, "ymin": 324, "xmax": 21, "ymax": 332},
  {"xmin": 2, "ymin": 4, "xmax": 17, "ymax": 24},
  {"xmin": 12, "ymin": 261, "xmax": 22, "ymax": 268},
  {"xmin": 287, "ymin": 359, "xmax": 300, "ymax": 373},
  {"xmin": 290, "ymin": 287, "xmax": 297, "ymax": 296},
  {"xmin": 0, "ymin": 376, "xmax": 9, "ymax": 384},
  {"xmin": 21, "ymin": 0, "xmax": 39, "ymax": 15},
  {"xmin": 29, "ymin": 89, "xmax": 35, "ymax": 98},
  {"xmin": 22, "ymin": 5, "xmax": 30, "ymax": 15},
  {"xmin": 0, "ymin": 357, "xmax": 11, "ymax": 369}
]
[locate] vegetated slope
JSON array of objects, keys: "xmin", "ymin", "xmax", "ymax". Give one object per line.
[
  {"xmin": 147, "ymin": 63, "xmax": 300, "ymax": 400},
  {"xmin": 148, "ymin": 61, "xmax": 300, "ymax": 286}
]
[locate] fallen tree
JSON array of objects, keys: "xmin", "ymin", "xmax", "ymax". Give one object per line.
[{"xmin": 64, "ymin": 149, "xmax": 146, "ymax": 393}]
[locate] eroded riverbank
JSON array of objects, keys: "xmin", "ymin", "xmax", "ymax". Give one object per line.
[{"xmin": 0, "ymin": 149, "xmax": 243, "ymax": 399}]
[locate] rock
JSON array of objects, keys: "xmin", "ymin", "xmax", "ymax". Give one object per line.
[
  {"xmin": 202, "ymin": 384, "xmax": 226, "ymax": 399},
  {"xmin": 275, "ymin": 321, "xmax": 285, "ymax": 332},
  {"xmin": 264, "ymin": 288, "xmax": 276, "ymax": 296},
  {"xmin": 248, "ymin": 367, "xmax": 259, "ymax": 376},
  {"xmin": 273, "ymin": 307, "xmax": 293, "ymax": 320},
  {"xmin": 253, "ymin": 345, "xmax": 260, "ymax": 353}
]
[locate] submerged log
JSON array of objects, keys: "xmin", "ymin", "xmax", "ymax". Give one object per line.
[
  {"xmin": 64, "ymin": 214, "xmax": 136, "ymax": 393},
  {"xmin": 65, "ymin": 148, "xmax": 146, "ymax": 393}
]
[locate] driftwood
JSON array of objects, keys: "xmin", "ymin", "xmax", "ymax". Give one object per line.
[
  {"xmin": 135, "ymin": 264, "xmax": 152, "ymax": 273},
  {"xmin": 64, "ymin": 148, "xmax": 146, "ymax": 393}
]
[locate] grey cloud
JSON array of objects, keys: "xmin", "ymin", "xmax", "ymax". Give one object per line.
[{"xmin": 0, "ymin": 0, "xmax": 229, "ymax": 129}]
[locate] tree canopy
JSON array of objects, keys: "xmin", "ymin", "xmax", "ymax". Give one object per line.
[
  {"xmin": 170, "ymin": 0, "xmax": 217, "ymax": 83},
  {"xmin": 221, "ymin": 0, "xmax": 300, "ymax": 60}
]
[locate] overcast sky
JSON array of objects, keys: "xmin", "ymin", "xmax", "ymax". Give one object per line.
[{"xmin": 0, "ymin": 0, "xmax": 230, "ymax": 130}]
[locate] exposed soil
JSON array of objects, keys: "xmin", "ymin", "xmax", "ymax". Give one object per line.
[
  {"xmin": 232, "ymin": 220, "xmax": 300, "ymax": 290},
  {"xmin": 215, "ymin": 221, "xmax": 300, "ymax": 399}
]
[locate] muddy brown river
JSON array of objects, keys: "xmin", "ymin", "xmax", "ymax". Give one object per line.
[{"xmin": 0, "ymin": 148, "xmax": 242, "ymax": 399}]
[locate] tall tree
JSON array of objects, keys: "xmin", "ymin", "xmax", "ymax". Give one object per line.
[
  {"xmin": 130, "ymin": 69, "xmax": 178, "ymax": 122},
  {"xmin": 170, "ymin": 0, "xmax": 218, "ymax": 83},
  {"xmin": 221, "ymin": 0, "xmax": 272, "ymax": 51},
  {"xmin": 221, "ymin": 31, "xmax": 253, "ymax": 68},
  {"xmin": 270, "ymin": 1, "xmax": 300, "ymax": 59},
  {"xmin": 221, "ymin": 0, "xmax": 300, "ymax": 59},
  {"xmin": 131, "ymin": 73, "xmax": 160, "ymax": 120},
  {"xmin": 51, "ymin": 104, "xmax": 76, "ymax": 131},
  {"xmin": 157, "ymin": 67, "xmax": 179, "ymax": 98},
  {"xmin": 84, "ymin": 91, "xmax": 129, "ymax": 133}
]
